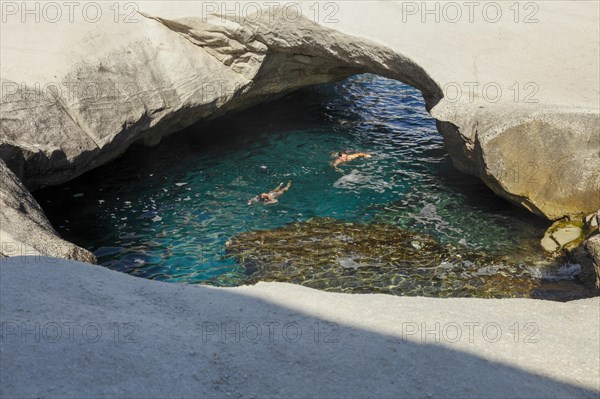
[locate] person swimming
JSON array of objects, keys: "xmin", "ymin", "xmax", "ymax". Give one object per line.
[
  {"xmin": 248, "ymin": 181, "xmax": 292, "ymax": 205},
  {"xmin": 332, "ymin": 151, "xmax": 372, "ymax": 168}
]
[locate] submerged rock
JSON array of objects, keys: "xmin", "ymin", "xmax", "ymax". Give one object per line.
[{"xmin": 226, "ymin": 218, "xmax": 589, "ymax": 299}]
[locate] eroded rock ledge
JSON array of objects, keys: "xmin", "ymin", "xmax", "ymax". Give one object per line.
[
  {"xmin": 1, "ymin": 4, "xmax": 599, "ymax": 262},
  {"xmin": 0, "ymin": 159, "xmax": 95, "ymax": 262}
]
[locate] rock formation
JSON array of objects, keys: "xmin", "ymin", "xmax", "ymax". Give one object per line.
[
  {"xmin": 0, "ymin": 159, "xmax": 95, "ymax": 262},
  {"xmin": 585, "ymin": 235, "xmax": 600, "ymax": 288},
  {"xmin": 1, "ymin": 3, "xmax": 599, "ymax": 262}
]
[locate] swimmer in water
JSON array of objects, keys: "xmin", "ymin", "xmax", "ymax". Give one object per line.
[
  {"xmin": 332, "ymin": 151, "xmax": 372, "ymax": 168},
  {"xmin": 248, "ymin": 181, "xmax": 292, "ymax": 205}
]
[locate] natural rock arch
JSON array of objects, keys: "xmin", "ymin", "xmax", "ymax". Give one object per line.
[{"xmin": 1, "ymin": 5, "xmax": 598, "ymax": 261}]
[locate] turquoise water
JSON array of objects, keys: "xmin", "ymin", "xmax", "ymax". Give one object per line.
[{"xmin": 36, "ymin": 75, "xmax": 552, "ymax": 287}]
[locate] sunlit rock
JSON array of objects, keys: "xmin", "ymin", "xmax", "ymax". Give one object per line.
[{"xmin": 541, "ymin": 220, "xmax": 585, "ymax": 253}]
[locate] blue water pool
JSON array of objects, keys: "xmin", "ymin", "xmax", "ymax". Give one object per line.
[{"xmin": 37, "ymin": 75, "xmax": 568, "ymax": 295}]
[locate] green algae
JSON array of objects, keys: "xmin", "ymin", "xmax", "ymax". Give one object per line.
[{"xmin": 225, "ymin": 218, "xmax": 563, "ymax": 298}]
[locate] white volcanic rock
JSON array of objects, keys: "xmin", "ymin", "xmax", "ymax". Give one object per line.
[
  {"xmin": 0, "ymin": 159, "xmax": 94, "ymax": 262},
  {"xmin": 0, "ymin": 256, "xmax": 599, "ymax": 398}
]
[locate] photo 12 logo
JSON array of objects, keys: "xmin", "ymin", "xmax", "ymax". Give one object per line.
[
  {"xmin": 1, "ymin": 80, "xmax": 141, "ymax": 106},
  {"xmin": 0, "ymin": 321, "xmax": 141, "ymax": 343},
  {"xmin": 443, "ymin": 81, "xmax": 540, "ymax": 104},
  {"xmin": 399, "ymin": 1, "xmax": 540, "ymax": 24},
  {"xmin": 200, "ymin": 1, "xmax": 340, "ymax": 24},
  {"xmin": 400, "ymin": 321, "xmax": 540, "ymax": 343},
  {"xmin": 1, "ymin": 2, "xmax": 140, "ymax": 24},
  {"xmin": 199, "ymin": 320, "xmax": 340, "ymax": 344}
]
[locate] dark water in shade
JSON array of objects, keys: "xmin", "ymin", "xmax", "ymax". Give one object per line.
[{"xmin": 35, "ymin": 74, "xmax": 588, "ymax": 298}]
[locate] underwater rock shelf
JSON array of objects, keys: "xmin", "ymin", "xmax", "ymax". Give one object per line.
[{"xmin": 226, "ymin": 218, "xmax": 591, "ymax": 300}]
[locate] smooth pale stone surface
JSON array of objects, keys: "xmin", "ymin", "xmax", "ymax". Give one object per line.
[
  {"xmin": 541, "ymin": 234, "xmax": 560, "ymax": 253},
  {"xmin": 552, "ymin": 226, "xmax": 583, "ymax": 247},
  {"xmin": 1, "ymin": 256, "xmax": 599, "ymax": 398},
  {"xmin": 541, "ymin": 220, "xmax": 584, "ymax": 253},
  {"xmin": 141, "ymin": 1, "xmax": 599, "ymax": 108}
]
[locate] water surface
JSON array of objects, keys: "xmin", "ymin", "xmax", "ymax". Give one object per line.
[{"xmin": 37, "ymin": 75, "xmax": 584, "ymax": 298}]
